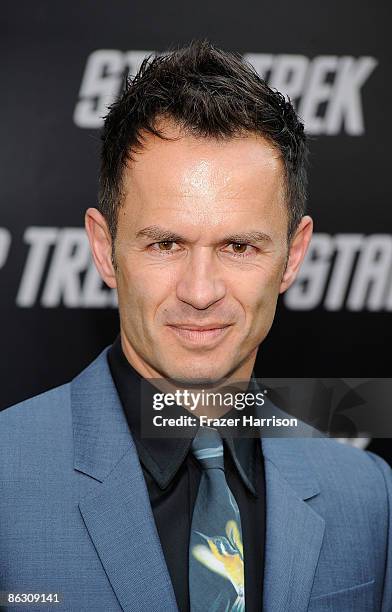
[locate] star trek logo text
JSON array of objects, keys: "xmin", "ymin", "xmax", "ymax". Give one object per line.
[{"xmin": 73, "ymin": 50, "xmax": 377, "ymax": 136}]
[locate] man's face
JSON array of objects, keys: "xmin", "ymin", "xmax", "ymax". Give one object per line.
[{"xmin": 87, "ymin": 120, "xmax": 312, "ymax": 383}]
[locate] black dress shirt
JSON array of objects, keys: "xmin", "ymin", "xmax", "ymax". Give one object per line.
[{"xmin": 107, "ymin": 335, "xmax": 265, "ymax": 611}]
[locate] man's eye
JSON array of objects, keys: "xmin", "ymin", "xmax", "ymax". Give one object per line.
[
  {"xmin": 232, "ymin": 243, "xmax": 248, "ymax": 254},
  {"xmin": 157, "ymin": 241, "xmax": 175, "ymax": 251},
  {"xmin": 149, "ymin": 241, "xmax": 180, "ymax": 254},
  {"xmin": 226, "ymin": 243, "xmax": 254, "ymax": 257}
]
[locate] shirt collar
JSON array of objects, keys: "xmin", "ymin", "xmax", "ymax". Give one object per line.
[{"xmin": 107, "ymin": 334, "xmax": 259, "ymax": 496}]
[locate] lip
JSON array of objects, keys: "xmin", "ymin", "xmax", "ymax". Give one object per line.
[
  {"xmin": 168, "ymin": 323, "xmax": 231, "ymax": 331},
  {"xmin": 167, "ymin": 323, "xmax": 232, "ymax": 345}
]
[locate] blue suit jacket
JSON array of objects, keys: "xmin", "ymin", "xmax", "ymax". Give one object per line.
[{"xmin": 1, "ymin": 346, "xmax": 391, "ymax": 611}]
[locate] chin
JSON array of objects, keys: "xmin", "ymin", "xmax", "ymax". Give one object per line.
[{"xmin": 162, "ymin": 361, "xmax": 232, "ymax": 386}]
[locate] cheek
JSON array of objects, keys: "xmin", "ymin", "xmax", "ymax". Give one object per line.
[
  {"xmin": 116, "ymin": 258, "xmax": 173, "ymax": 320},
  {"xmin": 233, "ymin": 263, "xmax": 283, "ymax": 311},
  {"xmin": 231, "ymin": 266, "xmax": 284, "ymax": 342}
]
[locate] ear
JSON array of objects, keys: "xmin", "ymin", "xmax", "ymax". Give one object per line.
[
  {"xmin": 84, "ymin": 207, "xmax": 117, "ymax": 289},
  {"xmin": 279, "ymin": 215, "xmax": 313, "ymax": 294}
]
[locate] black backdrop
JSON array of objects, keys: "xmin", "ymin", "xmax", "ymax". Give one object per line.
[{"xmin": 1, "ymin": 1, "xmax": 391, "ymax": 463}]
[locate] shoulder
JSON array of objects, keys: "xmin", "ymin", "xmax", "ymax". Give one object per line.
[
  {"xmin": 302, "ymin": 436, "xmax": 391, "ymax": 485},
  {"xmin": 0, "ymin": 384, "xmax": 72, "ymax": 464},
  {"xmin": 265, "ymin": 435, "xmax": 392, "ymax": 511},
  {"xmin": 0, "ymin": 345, "xmax": 112, "ymax": 431},
  {"xmin": 302, "ymin": 437, "xmax": 392, "ymax": 516},
  {"xmin": 0, "ymin": 382, "xmax": 71, "ymax": 426},
  {"xmin": 304, "ymin": 436, "xmax": 391, "ymax": 478}
]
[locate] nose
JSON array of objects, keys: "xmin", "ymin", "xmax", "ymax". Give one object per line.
[{"xmin": 176, "ymin": 247, "xmax": 226, "ymax": 309}]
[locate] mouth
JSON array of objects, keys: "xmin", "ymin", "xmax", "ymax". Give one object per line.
[{"xmin": 166, "ymin": 323, "xmax": 233, "ymax": 346}]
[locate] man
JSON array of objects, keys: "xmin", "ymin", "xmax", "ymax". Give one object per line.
[{"xmin": 0, "ymin": 40, "xmax": 391, "ymax": 612}]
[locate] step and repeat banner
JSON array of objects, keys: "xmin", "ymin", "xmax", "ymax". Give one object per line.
[{"xmin": 1, "ymin": 2, "xmax": 391, "ymax": 462}]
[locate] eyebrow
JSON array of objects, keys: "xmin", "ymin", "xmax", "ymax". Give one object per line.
[
  {"xmin": 222, "ymin": 231, "xmax": 272, "ymax": 244},
  {"xmin": 135, "ymin": 225, "xmax": 272, "ymax": 244},
  {"xmin": 136, "ymin": 226, "xmax": 184, "ymax": 242}
]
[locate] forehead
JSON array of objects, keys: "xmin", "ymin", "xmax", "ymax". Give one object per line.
[{"xmin": 120, "ymin": 120, "xmax": 287, "ymax": 230}]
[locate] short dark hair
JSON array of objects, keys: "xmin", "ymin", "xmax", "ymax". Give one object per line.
[{"xmin": 99, "ymin": 39, "xmax": 308, "ymax": 249}]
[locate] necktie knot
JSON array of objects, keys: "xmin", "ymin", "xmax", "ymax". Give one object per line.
[{"xmin": 191, "ymin": 426, "xmax": 224, "ymax": 470}]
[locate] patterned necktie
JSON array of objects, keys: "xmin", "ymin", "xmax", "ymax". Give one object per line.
[{"xmin": 189, "ymin": 426, "xmax": 245, "ymax": 612}]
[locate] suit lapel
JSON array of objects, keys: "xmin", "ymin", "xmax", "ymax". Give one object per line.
[
  {"xmin": 261, "ymin": 434, "xmax": 325, "ymax": 612},
  {"xmin": 71, "ymin": 347, "xmax": 178, "ymax": 612}
]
